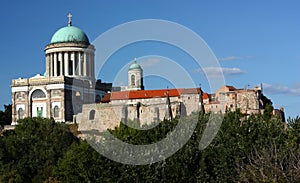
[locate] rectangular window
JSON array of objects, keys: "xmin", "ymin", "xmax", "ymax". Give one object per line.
[{"xmin": 37, "ymin": 107, "xmax": 43, "ymax": 117}]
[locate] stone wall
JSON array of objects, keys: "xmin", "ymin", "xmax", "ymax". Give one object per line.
[
  {"xmin": 236, "ymin": 91, "xmax": 260, "ymax": 114},
  {"xmin": 77, "ymin": 101, "xmax": 182, "ymax": 132},
  {"xmin": 77, "ymin": 87, "xmax": 266, "ymax": 134},
  {"xmin": 77, "ymin": 104, "xmax": 123, "ymax": 132}
]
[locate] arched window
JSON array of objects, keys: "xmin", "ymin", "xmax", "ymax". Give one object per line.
[
  {"xmin": 89, "ymin": 110, "xmax": 95, "ymax": 120},
  {"xmin": 131, "ymin": 74, "xmax": 135, "ymax": 86},
  {"xmin": 54, "ymin": 105, "xmax": 59, "ymax": 118},
  {"xmin": 31, "ymin": 89, "xmax": 46, "ymax": 99},
  {"xmin": 18, "ymin": 108, "xmax": 24, "ymax": 120}
]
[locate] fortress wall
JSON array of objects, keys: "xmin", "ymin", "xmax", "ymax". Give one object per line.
[
  {"xmin": 181, "ymin": 94, "xmax": 200, "ymax": 116},
  {"xmin": 78, "ymin": 104, "xmax": 123, "ymax": 132},
  {"xmin": 78, "ymin": 101, "xmax": 183, "ymax": 133}
]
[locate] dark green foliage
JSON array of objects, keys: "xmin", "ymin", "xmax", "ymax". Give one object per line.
[
  {"xmin": 109, "ymin": 119, "xmax": 178, "ymax": 145},
  {"xmin": 1, "ymin": 112, "xmax": 300, "ymax": 182},
  {"xmin": 0, "ymin": 117, "xmax": 75, "ymax": 182},
  {"xmin": 197, "ymin": 112, "xmax": 291, "ymax": 182},
  {"xmin": 0, "ymin": 104, "xmax": 12, "ymax": 126},
  {"xmin": 263, "ymin": 104, "xmax": 274, "ymax": 121},
  {"xmin": 287, "ymin": 116, "xmax": 300, "ymax": 144},
  {"xmin": 54, "ymin": 141, "xmax": 119, "ymax": 182}
]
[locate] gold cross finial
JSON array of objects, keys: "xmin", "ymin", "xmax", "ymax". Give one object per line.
[{"xmin": 67, "ymin": 13, "xmax": 72, "ymax": 26}]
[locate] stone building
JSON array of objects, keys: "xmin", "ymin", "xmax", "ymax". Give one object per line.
[
  {"xmin": 78, "ymin": 62, "xmax": 269, "ymax": 132},
  {"xmin": 11, "ymin": 14, "xmax": 111, "ymax": 124},
  {"xmin": 77, "ymin": 61, "xmax": 209, "ymax": 132},
  {"xmin": 78, "ymin": 87, "xmax": 208, "ymax": 132},
  {"xmin": 206, "ymin": 85, "xmax": 265, "ymax": 115}
]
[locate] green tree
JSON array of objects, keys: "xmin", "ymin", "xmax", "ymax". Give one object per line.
[
  {"xmin": 53, "ymin": 112, "xmax": 299, "ymax": 182},
  {"xmin": 0, "ymin": 117, "xmax": 75, "ymax": 182},
  {"xmin": 263, "ymin": 103, "xmax": 274, "ymax": 121},
  {"xmin": 0, "ymin": 104, "xmax": 12, "ymax": 126},
  {"xmin": 1, "ymin": 111, "xmax": 298, "ymax": 182},
  {"xmin": 54, "ymin": 140, "xmax": 125, "ymax": 182}
]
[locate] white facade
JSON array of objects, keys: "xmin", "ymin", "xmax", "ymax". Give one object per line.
[{"xmin": 11, "ymin": 17, "xmax": 111, "ymax": 124}]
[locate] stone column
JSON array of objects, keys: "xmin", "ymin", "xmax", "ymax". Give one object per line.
[
  {"xmin": 64, "ymin": 52, "xmax": 69, "ymax": 76},
  {"xmin": 75, "ymin": 52, "xmax": 78, "ymax": 75},
  {"xmin": 50, "ymin": 53, "xmax": 53, "ymax": 77},
  {"xmin": 71, "ymin": 52, "xmax": 75, "ymax": 76},
  {"xmin": 59, "ymin": 52, "xmax": 63, "ymax": 76},
  {"xmin": 27, "ymin": 91, "xmax": 31, "ymax": 118},
  {"xmin": 45, "ymin": 54, "xmax": 50, "ymax": 77},
  {"xmin": 91, "ymin": 52, "xmax": 94, "ymax": 78},
  {"xmin": 53, "ymin": 53, "xmax": 57, "ymax": 77},
  {"xmin": 78, "ymin": 52, "xmax": 82, "ymax": 76},
  {"xmin": 86, "ymin": 53, "xmax": 89, "ymax": 77},
  {"xmin": 12, "ymin": 92, "xmax": 16, "ymax": 123},
  {"xmin": 83, "ymin": 52, "xmax": 87, "ymax": 77},
  {"xmin": 88, "ymin": 53, "xmax": 92, "ymax": 77}
]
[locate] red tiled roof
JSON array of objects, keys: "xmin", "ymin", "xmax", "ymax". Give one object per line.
[
  {"xmin": 202, "ymin": 93, "xmax": 209, "ymax": 99},
  {"xmin": 100, "ymin": 93, "xmax": 111, "ymax": 103},
  {"xmin": 100, "ymin": 88, "xmax": 209, "ymax": 103}
]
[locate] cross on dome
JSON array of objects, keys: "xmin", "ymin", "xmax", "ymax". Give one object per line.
[{"xmin": 67, "ymin": 13, "xmax": 72, "ymax": 26}]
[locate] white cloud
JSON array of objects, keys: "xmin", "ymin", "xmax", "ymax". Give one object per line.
[
  {"xmin": 196, "ymin": 67, "xmax": 244, "ymax": 77},
  {"xmin": 263, "ymin": 83, "xmax": 300, "ymax": 96},
  {"xmin": 218, "ymin": 56, "xmax": 253, "ymax": 62},
  {"xmin": 221, "ymin": 67, "xmax": 244, "ymax": 75}
]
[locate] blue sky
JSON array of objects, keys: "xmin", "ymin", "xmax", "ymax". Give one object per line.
[{"xmin": 0, "ymin": 1, "xmax": 299, "ymax": 118}]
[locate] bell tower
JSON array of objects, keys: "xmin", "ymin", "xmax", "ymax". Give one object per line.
[{"xmin": 128, "ymin": 58, "xmax": 144, "ymax": 90}]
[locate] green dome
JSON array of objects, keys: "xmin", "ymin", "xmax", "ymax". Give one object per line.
[
  {"xmin": 50, "ymin": 25, "xmax": 90, "ymax": 44},
  {"xmin": 129, "ymin": 61, "xmax": 142, "ymax": 70}
]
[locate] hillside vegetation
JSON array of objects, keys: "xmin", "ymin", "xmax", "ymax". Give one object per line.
[{"xmin": 0, "ymin": 111, "xmax": 300, "ymax": 182}]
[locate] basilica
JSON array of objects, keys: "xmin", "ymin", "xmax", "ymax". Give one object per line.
[{"xmin": 11, "ymin": 14, "xmax": 111, "ymax": 124}]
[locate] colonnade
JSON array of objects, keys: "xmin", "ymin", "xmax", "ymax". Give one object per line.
[{"xmin": 45, "ymin": 50, "xmax": 94, "ymax": 79}]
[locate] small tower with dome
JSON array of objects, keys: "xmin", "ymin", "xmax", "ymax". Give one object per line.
[{"xmin": 128, "ymin": 58, "xmax": 144, "ymax": 90}]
